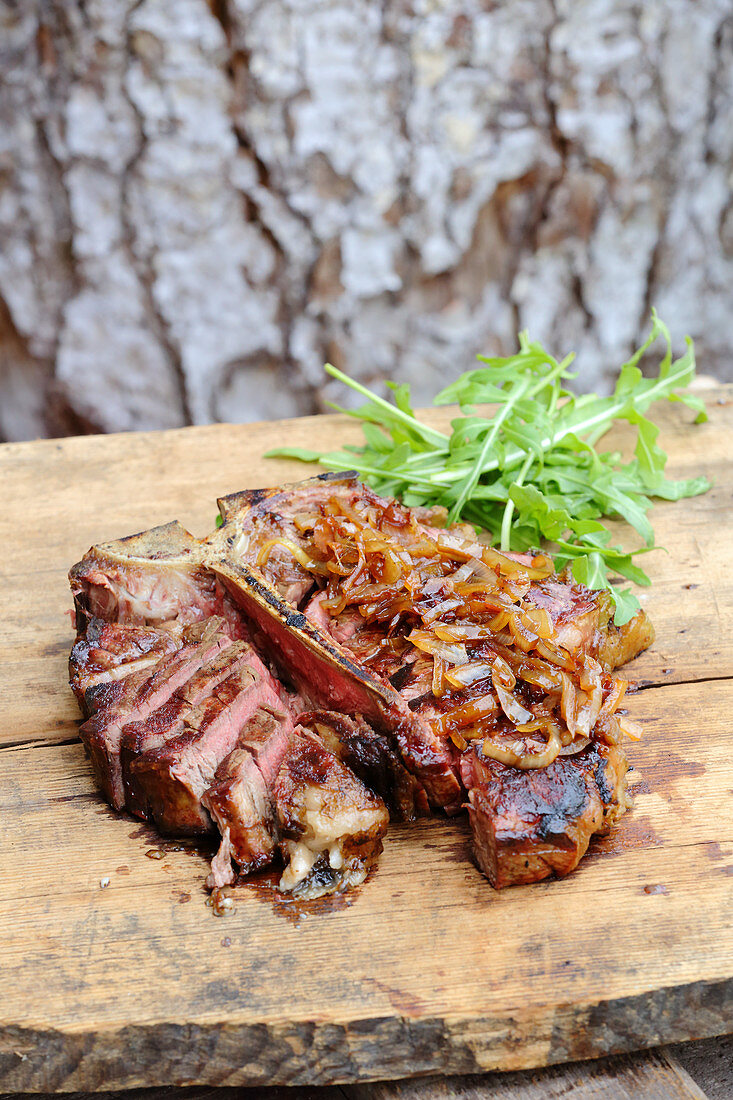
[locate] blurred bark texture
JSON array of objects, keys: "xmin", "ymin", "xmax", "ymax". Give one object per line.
[{"xmin": 1, "ymin": 0, "xmax": 731, "ymax": 440}]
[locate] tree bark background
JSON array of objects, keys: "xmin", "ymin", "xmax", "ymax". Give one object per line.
[{"xmin": 1, "ymin": 0, "xmax": 731, "ymax": 441}]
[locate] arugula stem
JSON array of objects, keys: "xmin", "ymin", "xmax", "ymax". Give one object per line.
[
  {"xmin": 447, "ymin": 376, "xmax": 532, "ymax": 523},
  {"xmin": 500, "ymin": 453, "xmax": 534, "ymax": 550},
  {"xmin": 324, "ymin": 364, "xmax": 449, "ymax": 448}
]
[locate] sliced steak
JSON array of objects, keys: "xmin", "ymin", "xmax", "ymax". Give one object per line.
[
  {"xmin": 128, "ymin": 663, "xmax": 284, "ymax": 834},
  {"xmin": 120, "ymin": 640, "xmax": 255, "ymax": 816},
  {"xmin": 461, "ymin": 740, "xmax": 630, "ymax": 888},
  {"xmin": 69, "ymin": 618, "xmax": 184, "ymax": 716},
  {"xmin": 299, "ymin": 710, "xmax": 429, "ymax": 821},
  {"xmin": 79, "ymin": 621, "xmax": 232, "ymax": 808},
  {"xmin": 236, "ymin": 705, "xmax": 296, "ymax": 784},
  {"xmin": 202, "ymin": 706, "xmax": 296, "ymax": 888},
  {"xmin": 273, "ymin": 728, "xmax": 389, "ymax": 899},
  {"xmin": 204, "ymin": 753, "xmax": 272, "ymax": 888}
]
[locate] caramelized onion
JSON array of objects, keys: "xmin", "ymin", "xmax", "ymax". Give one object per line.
[
  {"xmin": 619, "ymin": 716, "xmax": 643, "ymax": 741},
  {"xmin": 495, "ymin": 681, "xmax": 534, "ymax": 726},
  {"xmin": 599, "ymin": 677, "xmax": 628, "ymax": 719},
  {"xmin": 422, "ymin": 598, "xmax": 461, "ymax": 624},
  {"xmin": 256, "ymin": 537, "xmax": 328, "ymax": 573},
  {"xmin": 436, "ymin": 694, "xmax": 498, "ymax": 733},
  {"xmin": 559, "ymin": 736, "xmax": 591, "ymax": 756},
  {"xmin": 480, "ymin": 728, "xmax": 561, "ymax": 768},
  {"xmin": 444, "ymin": 661, "xmax": 494, "ymax": 690},
  {"xmin": 274, "ymin": 487, "xmax": 627, "ymax": 767}
]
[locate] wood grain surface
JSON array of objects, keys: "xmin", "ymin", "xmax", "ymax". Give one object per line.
[{"xmin": 1, "ymin": 387, "xmax": 731, "ymax": 1092}]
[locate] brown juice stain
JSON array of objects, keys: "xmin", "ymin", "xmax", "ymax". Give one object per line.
[
  {"xmin": 129, "ymin": 821, "xmax": 215, "ymax": 859},
  {"xmin": 652, "ymin": 752, "xmax": 706, "ymax": 784},
  {"xmin": 443, "ymin": 837, "xmax": 473, "ymax": 865},
  {"xmin": 589, "ymin": 816, "xmax": 663, "ymax": 859},
  {"xmin": 124, "ymin": 818, "xmax": 362, "ymax": 922},
  {"xmin": 241, "ymin": 867, "xmax": 362, "ymax": 926},
  {"xmin": 363, "ymin": 977, "xmax": 426, "ymax": 1016},
  {"xmin": 49, "ymin": 791, "xmax": 99, "ymax": 804}
]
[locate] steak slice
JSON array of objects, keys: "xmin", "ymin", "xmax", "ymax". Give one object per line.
[
  {"xmin": 202, "ymin": 705, "xmax": 296, "ymax": 888},
  {"xmin": 120, "ymin": 640, "xmax": 255, "ymax": 816},
  {"xmin": 461, "ymin": 740, "xmax": 630, "ymax": 888},
  {"xmin": 128, "ymin": 663, "xmax": 284, "ymax": 834},
  {"xmin": 203, "ymin": 753, "xmax": 272, "ymax": 889},
  {"xmin": 79, "ymin": 620, "xmax": 232, "ymax": 808},
  {"xmin": 298, "ymin": 710, "xmax": 429, "ymax": 821},
  {"xmin": 69, "ymin": 618, "xmax": 184, "ymax": 716},
  {"xmin": 273, "ymin": 728, "xmax": 389, "ymax": 899}
]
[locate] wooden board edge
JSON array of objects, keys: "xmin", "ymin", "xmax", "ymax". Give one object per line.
[{"xmin": 0, "ymin": 977, "xmax": 729, "ymax": 1093}]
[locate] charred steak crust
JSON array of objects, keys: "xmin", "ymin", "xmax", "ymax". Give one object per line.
[
  {"xmin": 69, "ymin": 618, "xmax": 183, "ymax": 715},
  {"xmin": 297, "ymin": 710, "xmax": 429, "ymax": 821},
  {"xmin": 464, "ymin": 741, "xmax": 629, "ymax": 889}
]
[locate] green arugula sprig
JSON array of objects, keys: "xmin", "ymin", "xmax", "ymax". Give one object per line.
[{"xmin": 267, "ymin": 311, "xmax": 709, "ymax": 624}]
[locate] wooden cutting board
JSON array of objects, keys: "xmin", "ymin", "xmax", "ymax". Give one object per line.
[{"xmin": 1, "ymin": 385, "xmax": 731, "ymax": 1092}]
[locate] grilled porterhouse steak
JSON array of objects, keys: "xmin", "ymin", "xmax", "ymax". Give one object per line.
[{"xmin": 69, "ymin": 474, "xmax": 653, "ymax": 894}]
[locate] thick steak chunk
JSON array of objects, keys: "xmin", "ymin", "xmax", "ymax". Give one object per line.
[
  {"xmin": 128, "ymin": 665, "xmax": 284, "ymax": 834},
  {"xmin": 273, "ymin": 728, "xmax": 389, "ymax": 899},
  {"xmin": 79, "ymin": 622, "xmax": 233, "ymax": 808},
  {"xmin": 298, "ymin": 710, "xmax": 429, "ymax": 821},
  {"xmin": 526, "ymin": 578, "xmax": 654, "ymax": 671},
  {"xmin": 203, "ymin": 706, "xmax": 296, "ymax": 888},
  {"xmin": 461, "ymin": 741, "xmax": 629, "ymax": 888}
]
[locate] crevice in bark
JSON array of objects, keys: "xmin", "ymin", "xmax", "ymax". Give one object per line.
[
  {"xmin": 0, "ymin": 294, "xmax": 102, "ymax": 440},
  {"xmin": 704, "ymin": 14, "xmax": 732, "ymax": 167},
  {"xmin": 539, "ymin": 0, "xmax": 572, "ymax": 216},
  {"xmin": 33, "ymin": 119, "xmax": 80, "ymax": 318},
  {"xmin": 215, "ymin": 0, "xmax": 321, "ymax": 415},
  {"xmin": 571, "ymin": 272, "xmax": 593, "ymax": 331},
  {"xmin": 637, "ymin": 9, "xmax": 674, "ymax": 357},
  {"xmin": 117, "ymin": 0, "xmax": 193, "ymax": 427}
]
